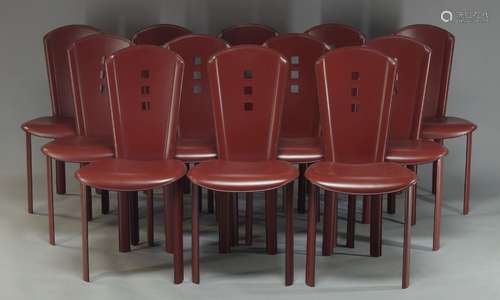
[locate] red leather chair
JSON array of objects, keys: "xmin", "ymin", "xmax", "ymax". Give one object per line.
[
  {"xmin": 304, "ymin": 23, "xmax": 366, "ymax": 48},
  {"xmin": 218, "ymin": 24, "xmax": 278, "ymax": 45},
  {"xmin": 21, "ymin": 25, "xmax": 98, "ymax": 214},
  {"xmin": 132, "ymin": 24, "xmax": 191, "ymax": 45},
  {"xmin": 397, "ymin": 24, "xmax": 477, "ymax": 215},
  {"xmin": 75, "ymin": 45, "xmax": 186, "ymax": 283},
  {"xmin": 264, "ymin": 34, "xmax": 329, "ymax": 214},
  {"xmin": 306, "ymin": 47, "xmax": 417, "ymax": 288},
  {"xmin": 188, "ymin": 46, "xmax": 298, "ymax": 285},
  {"xmin": 165, "ymin": 34, "xmax": 230, "ymax": 215},
  {"xmin": 42, "ymin": 34, "xmax": 131, "ymax": 245},
  {"xmin": 368, "ymin": 35, "xmax": 448, "ymax": 251}
]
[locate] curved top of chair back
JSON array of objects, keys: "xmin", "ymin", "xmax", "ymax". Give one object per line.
[
  {"xmin": 132, "ymin": 24, "xmax": 191, "ymax": 45},
  {"xmin": 264, "ymin": 33, "xmax": 329, "ymax": 138},
  {"xmin": 207, "ymin": 46, "xmax": 288, "ymax": 161},
  {"xmin": 315, "ymin": 47, "xmax": 397, "ymax": 163},
  {"xmin": 44, "ymin": 25, "xmax": 99, "ymax": 117},
  {"xmin": 165, "ymin": 35, "xmax": 230, "ymax": 141},
  {"xmin": 218, "ymin": 24, "xmax": 278, "ymax": 46},
  {"xmin": 396, "ymin": 24, "xmax": 454, "ymax": 118},
  {"xmin": 105, "ymin": 45, "xmax": 184, "ymax": 160},
  {"xmin": 305, "ymin": 23, "xmax": 366, "ymax": 49},
  {"xmin": 68, "ymin": 33, "xmax": 131, "ymax": 138},
  {"xmin": 368, "ymin": 35, "xmax": 431, "ymax": 140}
]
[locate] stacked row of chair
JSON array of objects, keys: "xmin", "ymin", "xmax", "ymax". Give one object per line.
[{"xmin": 21, "ymin": 23, "xmax": 477, "ymax": 288}]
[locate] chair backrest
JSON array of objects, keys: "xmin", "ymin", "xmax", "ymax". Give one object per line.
[
  {"xmin": 207, "ymin": 46, "xmax": 288, "ymax": 161},
  {"xmin": 367, "ymin": 35, "xmax": 431, "ymax": 140},
  {"xmin": 218, "ymin": 24, "xmax": 278, "ymax": 46},
  {"xmin": 315, "ymin": 47, "xmax": 397, "ymax": 163},
  {"xmin": 264, "ymin": 33, "xmax": 329, "ymax": 138},
  {"xmin": 68, "ymin": 34, "xmax": 131, "ymax": 138},
  {"xmin": 305, "ymin": 23, "xmax": 366, "ymax": 49},
  {"xmin": 165, "ymin": 35, "xmax": 229, "ymax": 142},
  {"xmin": 105, "ymin": 45, "xmax": 184, "ymax": 160},
  {"xmin": 396, "ymin": 24, "xmax": 454, "ymax": 118},
  {"xmin": 132, "ymin": 24, "xmax": 191, "ymax": 45},
  {"xmin": 44, "ymin": 25, "xmax": 99, "ymax": 118}
]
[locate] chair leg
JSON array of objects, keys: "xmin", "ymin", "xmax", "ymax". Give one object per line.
[
  {"xmin": 147, "ymin": 190, "xmax": 154, "ymax": 246},
  {"xmin": 207, "ymin": 190, "xmax": 214, "ymax": 214},
  {"xmin": 433, "ymin": 158, "xmax": 443, "ymax": 251},
  {"xmin": 164, "ymin": 186, "xmax": 174, "ymax": 253},
  {"xmin": 245, "ymin": 193, "xmax": 253, "ymax": 245},
  {"xmin": 231, "ymin": 193, "xmax": 239, "ymax": 246},
  {"xmin": 265, "ymin": 190, "xmax": 277, "ymax": 255},
  {"xmin": 80, "ymin": 184, "xmax": 90, "ymax": 282},
  {"xmin": 305, "ymin": 184, "xmax": 317, "ymax": 287},
  {"xmin": 101, "ymin": 190, "xmax": 110, "ymax": 215},
  {"xmin": 46, "ymin": 156, "xmax": 55, "ymax": 245},
  {"xmin": 464, "ymin": 132, "xmax": 472, "ymax": 215},
  {"xmin": 25, "ymin": 132, "xmax": 33, "ymax": 214},
  {"xmin": 130, "ymin": 191, "xmax": 139, "ymax": 246},
  {"xmin": 402, "ymin": 185, "xmax": 415, "ymax": 289},
  {"xmin": 285, "ymin": 183, "xmax": 294, "ymax": 286},
  {"xmin": 370, "ymin": 195, "xmax": 382, "ymax": 257},
  {"xmin": 407, "ymin": 165, "xmax": 417, "ymax": 225},
  {"xmin": 198, "ymin": 186, "xmax": 203, "ymax": 213},
  {"xmin": 322, "ymin": 191, "xmax": 333, "ymax": 256},
  {"xmin": 55, "ymin": 160, "xmax": 66, "ymax": 195},
  {"xmin": 191, "ymin": 183, "xmax": 200, "ymax": 284},
  {"xmin": 80, "ymin": 163, "xmax": 93, "ymax": 221},
  {"xmin": 173, "ymin": 182, "xmax": 184, "ymax": 284},
  {"xmin": 183, "ymin": 165, "xmax": 190, "ymax": 194},
  {"xmin": 432, "ymin": 139, "xmax": 443, "ymax": 194},
  {"xmin": 362, "ymin": 195, "xmax": 371, "ymax": 224},
  {"xmin": 298, "ymin": 164, "xmax": 306, "ymax": 213},
  {"xmin": 387, "ymin": 193, "xmax": 396, "ymax": 214},
  {"xmin": 346, "ymin": 195, "xmax": 356, "ymax": 248},
  {"xmin": 218, "ymin": 192, "xmax": 231, "ymax": 253},
  {"xmin": 118, "ymin": 191, "xmax": 131, "ymax": 252}
]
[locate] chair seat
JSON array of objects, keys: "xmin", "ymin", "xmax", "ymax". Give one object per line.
[
  {"xmin": 21, "ymin": 116, "xmax": 75, "ymax": 138},
  {"xmin": 422, "ymin": 116, "xmax": 477, "ymax": 139},
  {"xmin": 175, "ymin": 138, "xmax": 217, "ymax": 161},
  {"xmin": 278, "ymin": 137, "xmax": 323, "ymax": 163},
  {"xmin": 188, "ymin": 159, "xmax": 298, "ymax": 192},
  {"xmin": 305, "ymin": 162, "xmax": 417, "ymax": 195},
  {"xmin": 75, "ymin": 158, "xmax": 186, "ymax": 191},
  {"xmin": 42, "ymin": 136, "xmax": 114, "ymax": 163},
  {"xmin": 386, "ymin": 139, "xmax": 448, "ymax": 164}
]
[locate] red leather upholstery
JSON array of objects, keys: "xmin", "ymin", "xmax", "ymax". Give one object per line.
[
  {"xmin": 304, "ymin": 23, "xmax": 366, "ymax": 48},
  {"xmin": 21, "ymin": 116, "xmax": 75, "ymax": 138},
  {"xmin": 43, "ymin": 136, "xmax": 113, "ymax": 162},
  {"xmin": 422, "ymin": 116, "xmax": 477, "ymax": 139},
  {"xmin": 218, "ymin": 24, "xmax": 278, "ymax": 45},
  {"xmin": 386, "ymin": 140, "xmax": 448, "ymax": 164},
  {"xmin": 132, "ymin": 24, "xmax": 191, "ymax": 45}
]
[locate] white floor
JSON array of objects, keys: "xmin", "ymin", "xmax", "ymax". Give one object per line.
[{"xmin": 1, "ymin": 170, "xmax": 500, "ymax": 300}]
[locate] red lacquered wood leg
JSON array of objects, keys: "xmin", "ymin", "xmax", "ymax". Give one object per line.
[
  {"xmin": 433, "ymin": 158, "xmax": 443, "ymax": 251},
  {"xmin": 147, "ymin": 190, "xmax": 154, "ymax": 246},
  {"xmin": 408, "ymin": 165, "xmax": 417, "ymax": 225},
  {"xmin": 245, "ymin": 192, "xmax": 253, "ymax": 245},
  {"xmin": 217, "ymin": 192, "xmax": 231, "ymax": 253},
  {"xmin": 164, "ymin": 186, "xmax": 174, "ymax": 253},
  {"xmin": 305, "ymin": 184, "xmax": 317, "ymax": 287},
  {"xmin": 173, "ymin": 182, "xmax": 184, "ymax": 284},
  {"xmin": 130, "ymin": 191, "xmax": 139, "ymax": 246},
  {"xmin": 265, "ymin": 190, "xmax": 277, "ymax": 255},
  {"xmin": 80, "ymin": 184, "xmax": 90, "ymax": 282},
  {"xmin": 298, "ymin": 164, "xmax": 306, "ymax": 213},
  {"xmin": 285, "ymin": 183, "xmax": 294, "ymax": 286},
  {"xmin": 198, "ymin": 186, "xmax": 203, "ymax": 213},
  {"xmin": 85, "ymin": 185, "xmax": 93, "ymax": 221},
  {"xmin": 207, "ymin": 190, "xmax": 214, "ymax": 214},
  {"xmin": 432, "ymin": 139, "xmax": 443, "ymax": 194},
  {"xmin": 362, "ymin": 195, "xmax": 371, "ymax": 224},
  {"xmin": 118, "ymin": 191, "xmax": 131, "ymax": 252},
  {"xmin": 26, "ymin": 133, "xmax": 33, "ymax": 214},
  {"xmin": 101, "ymin": 190, "xmax": 109, "ymax": 215},
  {"xmin": 322, "ymin": 191, "xmax": 333, "ymax": 256},
  {"xmin": 191, "ymin": 183, "xmax": 200, "ymax": 284},
  {"xmin": 402, "ymin": 185, "xmax": 415, "ymax": 289},
  {"xmin": 387, "ymin": 193, "xmax": 396, "ymax": 214},
  {"xmin": 464, "ymin": 132, "xmax": 472, "ymax": 215},
  {"xmin": 370, "ymin": 195, "xmax": 382, "ymax": 257},
  {"xmin": 55, "ymin": 160, "xmax": 66, "ymax": 195},
  {"xmin": 47, "ymin": 156, "xmax": 55, "ymax": 245},
  {"xmin": 346, "ymin": 195, "xmax": 356, "ymax": 248},
  {"xmin": 315, "ymin": 184, "xmax": 320, "ymax": 223}
]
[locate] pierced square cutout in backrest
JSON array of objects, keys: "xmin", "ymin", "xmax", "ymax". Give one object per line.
[
  {"xmin": 243, "ymin": 69, "xmax": 253, "ymax": 79},
  {"xmin": 352, "ymin": 71, "xmax": 360, "ymax": 80},
  {"xmin": 141, "ymin": 100, "xmax": 151, "ymax": 111},
  {"xmin": 351, "ymin": 102, "xmax": 360, "ymax": 112},
  {"xmin": 290, "ymin": 70, "xmax": 300, "ymax": 80},
  {"xmin": 291, "ymin": 84, "xmax": 300, "ymax": 94},
  {"xmin": 291, "ymin": 56, "xmax": 300, "ymax": 65},
  {"xmin": 193, "ymin": 84, "xmax": 202, "ymax": 94},
  {"xmin": 193, "ymin": 71, "xmax": 202, "ymax": 80},
  {"xmin": 141, "ymin": 69, "xmax": 150, "ymax": 79},
  {"xmin": 141, "ymin": 85, "xmax": 150, "ymax": 95},
  {"xmin": 243, "ymin": 86, "xmax": 253, "ymax": 95},
  {"xmin": 351, "ymin": 87, "xmax": 359, "ymax": 96},
  {"xmin": 244, "ymin": 102, "xmax": 253, "ymax": 111},
  {"xmin": 194, "ymin": 56, "xmax": 202, "ymax": 65},
  {"xmin": 99, "ymin": 83, "xmax": 106, "ymax": 94}
]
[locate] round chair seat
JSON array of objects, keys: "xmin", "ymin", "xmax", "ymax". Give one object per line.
[
  {"xmin": 175, "ymin": 138, "xmax": 217, "ymax": 161},
  {"xmin": 22, "ymin": 116, "xmax": 75, "ymax": 138},
  {"xmin": 75, "ymin": 158, "xmax": 186, "ymax": 191},
  {"xmin": 422, "ymin": 116, "xmax": 477, "ymax": 139},
  {"xmin": 386, "ymin": 139, "xmax": 448, "ymax": 164},
  {"xmin": 305, "ymin": 162, "xmax": 417, "ymax": 195},
  {"xmin": 278, "ymin": 137, "xmax": 323, "ymax": 163},
  {"xmin": 188, "ymin": 159, "xmax": 298, "ymax": 192},
  {"xmin": 42, "ymin": 136, "xmax": 114, "ymax": 163}
]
